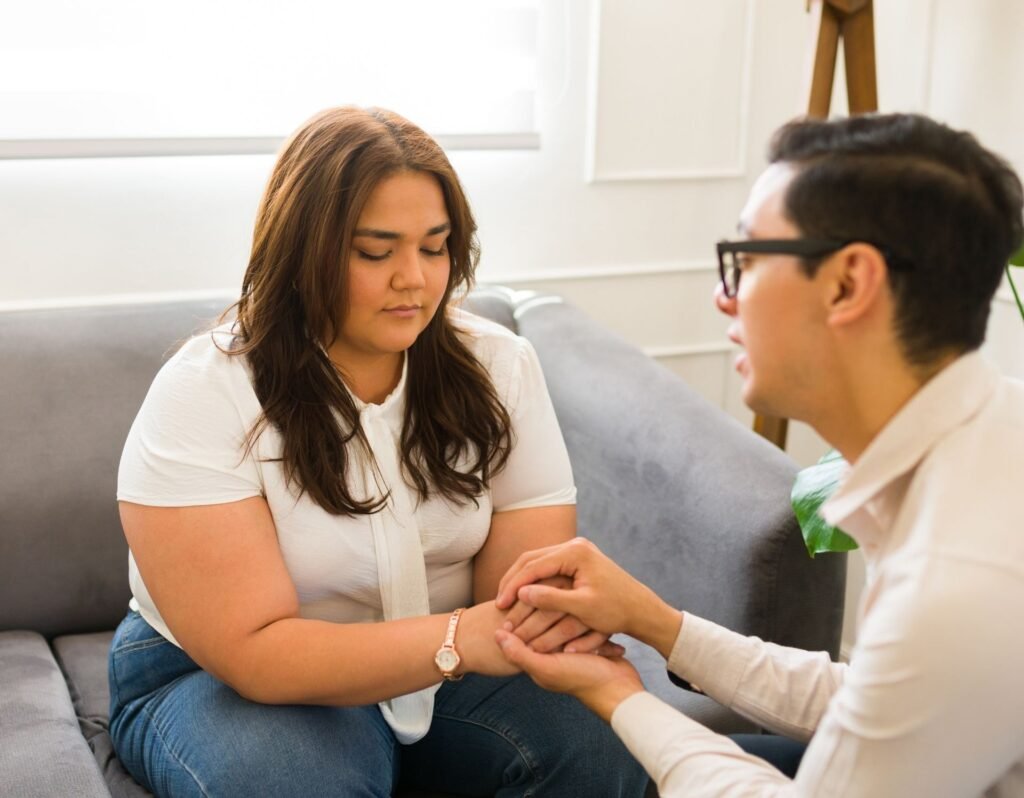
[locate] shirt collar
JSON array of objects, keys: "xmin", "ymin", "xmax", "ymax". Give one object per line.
[
  {"xmin": 350, "ymin": 354, "xmax": 408, "ymax": 421},
  {"xmin": 822, "ymin": 352, "xmax": 999, "ymax": 532}
]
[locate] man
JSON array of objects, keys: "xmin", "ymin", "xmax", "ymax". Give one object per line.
[{"xmin": 494, "ymin": 113, "xmax": 1024, "ymax": 795}]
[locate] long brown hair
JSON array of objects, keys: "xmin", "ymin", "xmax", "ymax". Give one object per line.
[{"xmin": 225, "ymin": 106, "xmax": 512, "ymax": 515}]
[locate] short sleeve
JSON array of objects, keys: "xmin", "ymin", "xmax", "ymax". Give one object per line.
[
  {"xmin": 117, "ymin": 332, "xmax": 264, "ymax": 506},
  {"xmin": 490, "ymin": 338, "xmax": 576, "ymax": 512}
]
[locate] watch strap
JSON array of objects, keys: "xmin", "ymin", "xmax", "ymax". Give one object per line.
[{"xmin": 438, "ymin": 608, "xmax": 465, "ymax": 681}]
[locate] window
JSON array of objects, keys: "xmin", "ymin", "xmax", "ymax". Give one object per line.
[{"xmin": 0, "ymin": 0, "xmax": 539, "ymax": 157}]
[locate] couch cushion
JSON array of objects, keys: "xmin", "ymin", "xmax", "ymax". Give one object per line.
[
  {"xmin": 0, "ymin": 630, "xmax": 110, "ymax": 797},
  {"xmin": 61, "ymin": 632, "xmax": 654, "ymax": 797},
  {"xmin": 53, "ymin": 632, "xmax": 152, "ymax": 798}
]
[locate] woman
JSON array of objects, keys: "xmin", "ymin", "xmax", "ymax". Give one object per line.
[{"xmin": 108, "ymin": 107, "xmax": 648, "ymax": 797}]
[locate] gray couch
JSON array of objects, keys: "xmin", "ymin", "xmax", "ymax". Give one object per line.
[{"xmin": 0, "ymin": 286, "xmax": 845, "ymax": 797}]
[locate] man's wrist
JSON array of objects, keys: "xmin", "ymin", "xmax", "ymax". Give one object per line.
[
  {"xmin": 630, "ymin": 594, "xmax": 683, "ymax": 660},
  {"xmin": 580, "ymin": 681, "xmax": 646, "ymax": 724}
]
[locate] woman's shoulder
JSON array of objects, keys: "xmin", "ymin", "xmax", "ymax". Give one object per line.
[
  {"xmin": 162, "ymin": 322, "xmax": 246, "ymax": 375},
  {"xmin": 448, "ymin": 307, "xmax": 541, "ymax": 403},
  {"xmin": 148, "ymin": 322, "xmax": 257, "ymax": 411},
  {"xmin": 449, "ymin": 307, "xmax": 528, "ymax": 356},
  {"xmin": 450, "ymin": 306, "xmax": 532, "ymax": 369}
]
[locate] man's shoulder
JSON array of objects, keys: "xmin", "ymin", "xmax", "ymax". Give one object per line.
[{"xmin": 899, "ymin": 379, "xmax": 1023, "ymax": 558}]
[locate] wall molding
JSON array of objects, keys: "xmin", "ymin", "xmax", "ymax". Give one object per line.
[
  {"xmin": 584, "ymin": 0, "xmax": 756, "ymax": 183},
  {"xmin": 0, "ymin": 133, "xmax": 541, "ymax": 161},
  {"xmin": 486, "ymin": 258, "xmax": 716, "ymax": 285},
  {"xmin": 645, "ymin": 341, "xmax": 735, "ymax": 358}
]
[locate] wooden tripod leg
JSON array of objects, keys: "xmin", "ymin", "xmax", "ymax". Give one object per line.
[
  {"xmin": 804, "ymin": 0, "xmax": 842, "ymax": 119},
  {"xmin": 841, "ymin": 0, "xmax": 878, "ymax": 113},
  {"xmin": 753, "ymin": 414, "xmax": 790, "ymax": 450}
]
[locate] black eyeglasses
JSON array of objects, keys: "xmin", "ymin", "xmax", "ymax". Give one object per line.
[
  {"xmin": 716, "ymin": 238, "xmax": 849, "ymax": 299},
  {"xmin": 716, "ymin": 238, "xmax": 913, "ymax": 298}
]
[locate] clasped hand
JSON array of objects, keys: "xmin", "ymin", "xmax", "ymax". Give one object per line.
[
  {"xmin": 496, "ymin": 537, "xmax": 647, "ymax": 646},
  {"xmin": 489, "ymin": 538, "xmax": 650, "ymax": 716},
  {"xmin": 502, "ymin": 572, "xmax": 622, "ymax": 657}
]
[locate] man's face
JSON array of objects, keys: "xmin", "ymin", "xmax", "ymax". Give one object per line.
[{"xmin": 715, "ymin": 163, "xmax": 831, "ymax": 420}]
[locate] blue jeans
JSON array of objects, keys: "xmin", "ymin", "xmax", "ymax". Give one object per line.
[
  {"xmin": 730, "ymin": 734, "xmax": 807, "ymax": 778},
  {"xmin": 108, "ymin": 611, "xmax": 649, "ymax": 797}
]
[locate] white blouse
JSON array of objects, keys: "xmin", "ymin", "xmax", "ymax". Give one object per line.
[{"xmin": 117, "ymin": 308, "xmax": 576, "ymax": 742}]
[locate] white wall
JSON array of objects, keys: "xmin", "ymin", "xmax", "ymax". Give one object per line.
[{"xmin": 2, "ymin": 0, "xmax": 1022, "ymax": 656}]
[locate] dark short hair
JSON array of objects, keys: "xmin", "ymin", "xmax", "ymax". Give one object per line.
[{"xmin": 769, "ymin": 113, "xmax": 1023, "ymax": 365}]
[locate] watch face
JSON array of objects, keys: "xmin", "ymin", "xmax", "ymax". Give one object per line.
[{"xmin": 435, "ymin": 648, "xmax": 459, "ymax": 672}]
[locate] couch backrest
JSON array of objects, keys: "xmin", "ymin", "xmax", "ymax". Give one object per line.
[
  {"xmin": 0, "ymin": 291, "xmax": 517, "ymax": 638},
  {"xmin": 0, "ymin": 298, "xmax": 233, "ymax": 636},
  {"xmin": 1, "ymin": 288, "xmax": 844, "ymax": 657}
]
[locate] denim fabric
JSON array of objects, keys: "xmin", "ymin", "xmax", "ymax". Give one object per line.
[
  {"xmin": 109, "ymin": 612, "xmax": 648, "ymax": 797},
  {"xmin": 730, "ymin": 734, "xmax": 807, "ymax": 779}
]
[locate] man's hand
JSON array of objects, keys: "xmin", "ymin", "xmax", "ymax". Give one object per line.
[
  {"xmin": 495, "ymin": 629, "xmax": 645, "ymax": 722},
  {"xmin": 504, "ymin": 574, "xmax": 610, "ymax": 654},
  {"xmin": 495, "ymin": 538, "xmax": 684, "ymax": 658}
]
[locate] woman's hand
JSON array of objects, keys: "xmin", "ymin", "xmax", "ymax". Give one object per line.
[
  {"xmin": 495, "ymin": 629, "xmax": 644, "ymax": 723},
  {"xmin": 457, "ymin": 596, "xmax": 615, "ymax": 677},
  {"xmin": 505, "ymin": 575, "xmax": 611, "ymax": 654},
  {"xmin": 455, "ymin": 601, "xmax": 524, "ymax": 678},
  {"xmin": 496, "ymin": 538, "xmax": 684, "ymax": 659}
]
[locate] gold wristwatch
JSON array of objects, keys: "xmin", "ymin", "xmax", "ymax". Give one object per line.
[{"xmin": 434, "ymin": 608, "xmax": 466, "ymax": 681}]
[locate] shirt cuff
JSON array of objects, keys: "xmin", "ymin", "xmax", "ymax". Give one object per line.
[
  {"xmin": 611, "ymin": 691, "xmax": 788, "ymax": 796},
  {"xmin": 611, "ymin": 691, "xmax": 702, "ymax": 785},
  {"xmin": 667, "ymin": 613, "xmax": 759, "ymax": 708}
]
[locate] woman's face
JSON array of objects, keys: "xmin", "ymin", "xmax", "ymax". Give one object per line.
[{"xmin": 332, "ymin": 170, "xmax": 452, "ymax": 367}]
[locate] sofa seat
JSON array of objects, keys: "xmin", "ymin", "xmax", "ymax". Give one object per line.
[
  {"xmin": 11, "ymin": 628, "xmax": 744, "ymax": 798},
  {"xmin": 0, "ymin": 630, "xmax": 112, "ymax": 798}
]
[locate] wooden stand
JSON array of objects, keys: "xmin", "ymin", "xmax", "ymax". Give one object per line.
[{"xmin": 752, "ymin": 0, "xmax": 878, "ymax": 450}]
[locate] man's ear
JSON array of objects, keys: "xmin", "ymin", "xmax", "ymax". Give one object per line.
[{"xmin": 824, "ymin": 243, "xmax": 888, "ymax": 328}]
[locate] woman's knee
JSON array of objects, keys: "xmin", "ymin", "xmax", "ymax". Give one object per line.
[
  {"xmin": 426, "ymin": 673, "xmax": 649, "ymax": 797},
  {"xmin": 115, "ymin": 670, "xmax": 398, "ymax": 797},
  {"xmin": 524, "ymin": 685, "xmax": 648, "ymax": 796}
]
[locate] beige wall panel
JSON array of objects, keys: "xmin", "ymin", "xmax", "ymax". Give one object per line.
[
  {"xmin": 984, "ymin": 292, "xmax": 1024, "ymax": 380},
  {"xmin": 587, "ymin": 0, "xmax": 754, "ymax": 180},
  {"xmin": 926, "ymin": 0, "xmax": 1024, "ymax": 168}
]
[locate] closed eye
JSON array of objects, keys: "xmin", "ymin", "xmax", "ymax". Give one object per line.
[
  {"xmin": 421, "ymin": 244, "xmax": 448, "ymax": 257},
  {"xmin": 356, "ymin": 249, "xmax": 390, "ymax": 262}
]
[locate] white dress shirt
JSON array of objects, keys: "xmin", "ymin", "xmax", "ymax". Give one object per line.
[
  {"xmin": 612, "ymin": 352, "xmax": 1024, "ymax": 796},
  {"xmin": 117, "ymin": 309, "xmax": 576, "ymax": 742}
]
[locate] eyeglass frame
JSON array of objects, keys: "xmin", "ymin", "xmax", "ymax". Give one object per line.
[{"xmin": 716, "ymin": 238, "xmax": 911, "ymax": 299}]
